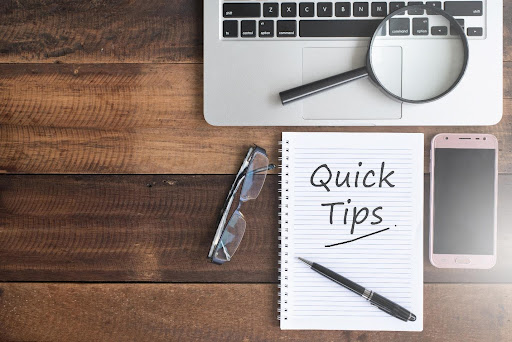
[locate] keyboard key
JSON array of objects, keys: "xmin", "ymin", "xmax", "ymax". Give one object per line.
[
  {"xmin": 259, "ymin": 20, "xmax": 275, "ymax": 37},
  {"xmin": 467, "ymin": 27, "xmax": 483, "ymax": 36},
  {"xmin": 278, "ymin": 20, "xmax": 297, "ymax": 37},
  {"xmin": 263, "ymin": 3, "xmax": 279, "ymax": 17},
  {"xmin": 407, "ymin": 2, "xmax": 424, "ymax": 15},
  {"xmin": 389, "ymin": 2, "xmax": 405, "ymax": 14},
  {"xmin": 425, "ymin": 1, "xmax": 441, "ymax": 15},
  {"xmin": 223, "ymin": 3, "xmax": 261, "ymax": 18},
  {"xmin": 335, "ymin": 2, "xmax": 351, "ymax": 17},
  {"xmin": 444, "ymin": 1, "xmax": 483, "ymax": 16},
  {"xmin": 353, "ymin": 2, "xmax": 369, "ymax": 17},
  {"xmin": 299, "ymin": 2, "xmax": 315, "ymax": 17},
  {"xmin": 241, "ymin": 20, "xmax": 256, "ymax": 38},
  {"xmin": 412, "ymin": 17, "xmax": 428, "ymax": 35},
  {"xmin": 371, "ymin": 2, "xmax": 387, "ymax": 17},
  {"xmin": 299, "ymin": 19, "xmax": 381, "ymax": 37},
  {"xmin": 317, "ymin": 2, "xmax": 333, "ymax": 17},
  {"xmin": 389, "ymin": 18, "xmax": 410, "ymax": 35},
  {"xmin": 431, "ymin": 26, "xmax": 448, "ymax": 35},
  {"xmin": 450, "ymin": 19, "xmax": 464, "ymax": 36},
  {"xmin": 223, "ymin": 20, "xmax": 238, "ymax": 38},
  {"xmin": 282, "ymin": 3, "xmax": 297, "ymax": 17}
]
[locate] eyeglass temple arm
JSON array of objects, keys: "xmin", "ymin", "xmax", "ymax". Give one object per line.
[
  {"xmin": 250, "ymin": 164, "xmax": 276, "ymax": 175},
  {"xmin": 216, "ymin": 164, "xmax": 276, "ymax": 231},
  {"xmin": 226, "ymin": 164, "xmax": 275, "ymax": 201}
]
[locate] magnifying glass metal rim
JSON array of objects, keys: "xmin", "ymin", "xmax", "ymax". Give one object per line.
[
  {"xmin": 366, "ymin": 4, "xmax": 470, "ymax": 104},
  {"xmin": 279, "ymin": 4, "xmax": 470, "ymax": 105}
]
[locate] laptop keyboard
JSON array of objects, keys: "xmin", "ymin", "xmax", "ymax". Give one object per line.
[{"xmin": 221, "ymin": 1, "xmax": 486, "ymax": 39}]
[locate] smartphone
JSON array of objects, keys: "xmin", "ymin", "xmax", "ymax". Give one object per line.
[{"xmin": 430, "ymin": 133, "xmax": 498, "ymax": 269}]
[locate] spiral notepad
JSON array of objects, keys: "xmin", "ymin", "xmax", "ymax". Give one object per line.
[{"xmin": 278, "ymin": 132, "xmax": 423, "ymax": 331}]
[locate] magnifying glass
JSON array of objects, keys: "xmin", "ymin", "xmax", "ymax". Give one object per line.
[{"xmin": 279, "ymin": 5, "xmax": 469, "ymax": 105}]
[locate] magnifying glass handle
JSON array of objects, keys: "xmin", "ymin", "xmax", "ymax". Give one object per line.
[{"xmin": 279, "ymin": 67, "xmax": 368, "ymax": 105}]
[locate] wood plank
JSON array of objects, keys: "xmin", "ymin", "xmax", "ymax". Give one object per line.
[
  {"xmin": 1, "ymin": 174, "xmax": 511, "ymax": 283},
  {"xmin": 0, "ymin": 174, "xmax": 279, "ymax": 282},
  {"xmin": 506, "ymin": 62, "xmax": 512, "ymax": 99},
  {"xmin": 0, "ymin": 0, "xmax": 510, "ymax": 63},
  {"xmin": 0, "ymin": 0, "xmax": 202, "ymax": 63},
  {"xmin": 506, "ymin": 0, "xmax": 512, "ymax": 62},
  {"xmin": 0, "ymin": 174, "xmax": 278, "ymax": 282},
  {"xmin": 0, "ymin": 283, "xmax": 510, "ymax": 341},
  {"xmin": 1, "ymin": 63, "xmax": 511, "ymax": 174}
]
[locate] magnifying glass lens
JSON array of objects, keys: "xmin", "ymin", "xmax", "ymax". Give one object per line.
[{"xmin": 369, "ymin": 7, "xmax": 467, "ymax": 102}]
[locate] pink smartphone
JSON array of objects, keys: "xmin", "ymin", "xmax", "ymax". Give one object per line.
[{"xmin": 430, "ymin": 133, "xmax": 498, "ymax": 269}]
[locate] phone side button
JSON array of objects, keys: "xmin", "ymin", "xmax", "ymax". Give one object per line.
[{"xmin": 455, "ymin": 257, "xmax": 471, "ymax": 264}]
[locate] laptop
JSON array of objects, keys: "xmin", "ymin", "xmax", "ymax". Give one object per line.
[{"xmin": 204, "ymin": 1, "xmax": 502, "ymax": 126}]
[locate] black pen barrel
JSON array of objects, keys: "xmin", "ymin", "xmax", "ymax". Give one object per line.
[
  {"xmin": 370, "ymin": 292, "xmax": 416, "ymax": 322},
  {"xmin": 312, "ymin": 263, "xmax": 365, "ymax": 296}
]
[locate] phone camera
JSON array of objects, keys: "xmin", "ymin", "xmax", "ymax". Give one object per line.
[
  {"xmin": 445, "ymin": 137, "xmax": 448, "ymax": 140},
  {"xmin": 483, "ymin": 137, "xmax": 487, "ymax": 140}
]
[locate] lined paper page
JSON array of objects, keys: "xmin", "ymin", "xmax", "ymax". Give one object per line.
[{"xmin": 280, "ymin": 133, "xmax": 423, "ymax": 331}]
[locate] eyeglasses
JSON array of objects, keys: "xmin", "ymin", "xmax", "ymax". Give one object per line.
[{"xmin": 208, "ymin": 145, "xmax": 275, "ymax": 265}]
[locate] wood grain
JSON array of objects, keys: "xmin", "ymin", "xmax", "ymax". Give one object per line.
[
  {"xmin": 1, "ymin": 174, "xmax": 511, "ymax": 283},
  {"xmin": 0, "ymin": 283, "xmax": 510, "ymax": 342},
  {"xmin": 0, "ymin": 174, "xmax": 279, "ymax": 282},
  {"xmin": 0, "ymin": 0, "xmax": 510, "ymax": 63},
  {"xmin": 0, "ymin": 0, "xmax": 202, "ymax": 63},
  {"xmin": 505, "ymin": 0, "xmax": 512, "ymax": 62},
  {"xmin": 1, "ymin": 63, "xmax": 511, "ymax": 174}
]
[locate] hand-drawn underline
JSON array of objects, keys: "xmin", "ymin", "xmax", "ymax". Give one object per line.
[{"xmin": 324, "ymin": 227, "xmax": 390, "ymax": 248}]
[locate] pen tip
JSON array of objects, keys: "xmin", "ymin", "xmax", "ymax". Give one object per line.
[
  {"xmin": 409, "ymin": 313, "xmax": 417, "ymax": 322},
  {"xmin": 298, "ymin": 257, "xmax": 313, "ymax": 267}
]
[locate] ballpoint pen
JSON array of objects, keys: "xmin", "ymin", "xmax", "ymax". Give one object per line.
[{"xmin": 298, "ymin": 257, "xmax": 416, "ymax": 322}]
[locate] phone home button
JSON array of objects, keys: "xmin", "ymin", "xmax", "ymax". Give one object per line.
[{"xmin": 455, "ymin": 257, "xmax": 471, "ymax": 265}]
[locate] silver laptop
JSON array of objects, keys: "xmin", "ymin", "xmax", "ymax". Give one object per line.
[{"xmin": 204, "ymin": 1, "xmax": 502, "ymax": 126}]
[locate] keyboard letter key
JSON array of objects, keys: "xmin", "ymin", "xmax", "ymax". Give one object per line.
[
  {"xmin": 335, "ymin": 2, "xmax": 351, "ymax": 17},
  {"xmin": 353, "ymin": 2, "xmax": 369, "ymax": 17},
  {"xmin": 300, "ymin": 3, "xmax": 315, "ymax": 17},
  {"xmin": 317, "ymin": 2, "xmax": 333, "ymax": 17},
  {"xmin": 264, "ymin": 3, "xmax": 279, "ymax": 17},
  {"xmin": 281, "ymin": 3, "xmax": 297, "ymax": 17},
  {"xmin": 371, "ymin": 2, "xmax": 387, "ymax": 17}
]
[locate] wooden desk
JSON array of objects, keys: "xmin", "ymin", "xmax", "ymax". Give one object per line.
[{"xmin": 0, "ymin": 1, "xmax": 511, "ymax": 340}]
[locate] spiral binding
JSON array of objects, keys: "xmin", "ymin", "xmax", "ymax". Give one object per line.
[{"xmin": 277, "ymin": 139, "xmax": 290, "ymax": 322}]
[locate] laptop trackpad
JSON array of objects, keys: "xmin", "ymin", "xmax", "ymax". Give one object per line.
[{"xmin": 302, "ymin": 47, "xmax": 402, "ymax": 120}]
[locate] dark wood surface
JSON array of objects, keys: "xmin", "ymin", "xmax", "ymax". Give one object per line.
[
  {"xmin": 0, "ymin": 174, "xmax": 511, "ymax": 284},
  {"xmin": 0, "ymin": 66, "xmax": 511, "ymax": 174},
  {"xmin": 0, "ymin": 0, "xmax": 511, "ymax": 341},
  {"xmin": 0, "ymin": 284, "xmax": 510, "ymax": 342}
]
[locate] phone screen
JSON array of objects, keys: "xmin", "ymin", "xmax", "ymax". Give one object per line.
[{"xmin": 433, "ymin": 148, "xmax": 496, "ymax": 255}]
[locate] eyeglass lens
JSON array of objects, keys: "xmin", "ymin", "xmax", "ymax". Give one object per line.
[
  {"xmin": 241, "ymin": 151, "xmax": 269, "ymax": 201},
  {"xmin": 214, "ymin": 211, "xmax": 246, "ymax": 263}
]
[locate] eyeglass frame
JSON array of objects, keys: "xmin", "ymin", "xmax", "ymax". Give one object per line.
[{"xmin": 207, "ymin": 145, "xmax": 275, "ymax": 264}]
